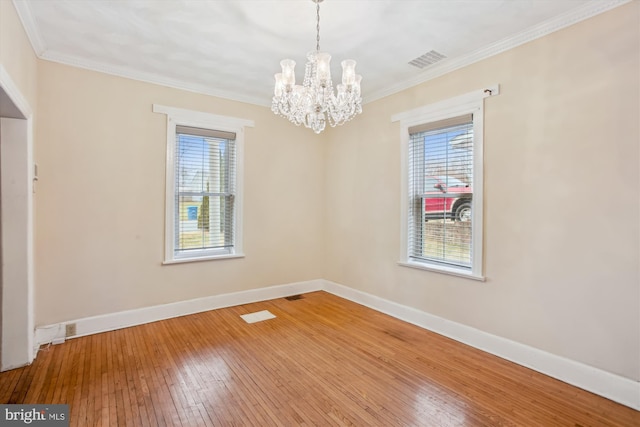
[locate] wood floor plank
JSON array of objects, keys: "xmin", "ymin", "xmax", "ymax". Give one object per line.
[{"xmin": 1, "ymin": 291, "xmax": 637, "ymax": 426}]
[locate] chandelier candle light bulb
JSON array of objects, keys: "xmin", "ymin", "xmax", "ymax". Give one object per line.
[
  {"xmin": 315, "ymin": 53, "xmax": 331, "ymax": 83},
  {"xmin": 271, "ymin": 0, "xmax": 363, "ymax": 134},
  {"xmin": 281, "ymin": 60, "xmax": 296, "ymax": 86},
  {"xmin": 341, "ymin": 60, "xmax": 356, "ymax": 85}
]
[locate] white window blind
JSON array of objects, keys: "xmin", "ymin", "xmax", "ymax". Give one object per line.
[
  {"xmin": 174, "ymin": 125, "xmax": 236, "ymax": 256},
  {"xmin": 408, "ymin": 115, "xmax": 474, "ymax": 268}
]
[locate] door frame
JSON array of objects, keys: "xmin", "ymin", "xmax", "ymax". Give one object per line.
[{"xmin": 0, "ymin": 64, "xmax": 34, "ymax": 371}]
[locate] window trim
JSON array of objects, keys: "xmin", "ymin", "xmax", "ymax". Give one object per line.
[
  {"xmin": 153, "ymin": 104, "xmax": 254, "ymax": 264},
  {"xmin": 392, "ymin": 85, "xmax": 499, "ymax": 280}
]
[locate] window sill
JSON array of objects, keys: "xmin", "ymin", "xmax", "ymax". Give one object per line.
[
  {"xmin": 163, "ymin": 253, "xmax": 245, "ymax": 265},
  {"xmin": 398, "ymin": 261, "xmax": 485, "ymax": 281}
]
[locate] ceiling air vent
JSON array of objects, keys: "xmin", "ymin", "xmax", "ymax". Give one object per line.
[{"xmin": 408, "ymin": 50, "xmax": 447, "ymax": 69}]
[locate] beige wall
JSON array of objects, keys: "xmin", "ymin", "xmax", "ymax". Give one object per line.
[
  {"xmin": 0, "ymin": 0, "xmax": 38, "ymax": 110},
  {"xmin": 35, "ymin": 61, "xmax": 325, "ymax": 324},
  {"xmin": 324, "ymin": 2, "xmax": 639, "ymax": 380}
]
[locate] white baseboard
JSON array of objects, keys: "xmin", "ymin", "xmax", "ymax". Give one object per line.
[
  {"xmin": 33, "ymin": 278, "xmax": 639, "ymax": 410},
  {"xmin": 322, "ymin": 280, "xmax": 640, "ymax": 411},
  {"xmin": 34, "ymin": 279, "xmax": 323, "ymax": 350}
]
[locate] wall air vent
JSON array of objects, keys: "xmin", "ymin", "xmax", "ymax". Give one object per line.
[{"xmin": 408, "ymin": 50, "xmax": 447, "ymax": 69}]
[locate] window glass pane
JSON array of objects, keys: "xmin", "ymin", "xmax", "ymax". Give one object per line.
[
  {"xmin": 409, "ymin": 120, "xmax": 473, "ymax": 268},
  {"xmin": 175, "ymin": 131, "xmax": 235, "ymax": 255}
]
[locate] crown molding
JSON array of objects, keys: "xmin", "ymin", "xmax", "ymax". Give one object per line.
[
  {"xmin": 39, "ymin": 51, "xmax": 272, "ymax": 107},
  {"xmin": 363, "ymin": 0, "xmax": 632, "ymax": 104},
  {"xmin": 12, "ymin": 0, "xmax": 46, "ymax": 56},
  {"xmin": 12, "ymin": 0, "xmax": 631, "ymax": 108}
]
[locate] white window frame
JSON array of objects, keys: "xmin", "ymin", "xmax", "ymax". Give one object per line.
[
  {"xmin": 153, "ymin": 104, "xmax": 254, "ymax": 264},
  {"xmin": 392, "ymin": 85, "xmax": 499, "ymax": 280}
]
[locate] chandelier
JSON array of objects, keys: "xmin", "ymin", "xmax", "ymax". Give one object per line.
[{"xmin": 271, "ymin": 0, "xmax": 362, "ymax": 134}]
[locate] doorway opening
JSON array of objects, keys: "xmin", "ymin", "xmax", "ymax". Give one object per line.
[{"xmin": 0, "ymin": 71, "xmax": 34, "ymax": 371}]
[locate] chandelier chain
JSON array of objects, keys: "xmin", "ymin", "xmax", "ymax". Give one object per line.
[{"xmin": 316, "ymin": 1, "xmax": 320, "ymax": 52}]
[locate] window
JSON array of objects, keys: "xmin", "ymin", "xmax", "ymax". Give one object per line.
[
  {"xmin": 153, "ymin": 105, "xmax": 254, "ymax": 263},
  {"xmin": 409, "ymin": 116, "xmax": 474, "ymax": 267},
  {"xmin": 174, "ymin": 126, "xmax": 235, "ymax": 256},
  {"xmin": 394, "ymin": 86, "xmax": 498, "ymax": 279}
]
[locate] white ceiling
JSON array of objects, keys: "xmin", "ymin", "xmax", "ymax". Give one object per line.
[{"xmin": 13, "ymin": 0, "xmax": 628, "ymax": 106}]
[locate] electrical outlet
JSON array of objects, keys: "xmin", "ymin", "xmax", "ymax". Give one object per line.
[{"xmin": 65, "ymin": 323, "xmax": 76, "ymax": 337}]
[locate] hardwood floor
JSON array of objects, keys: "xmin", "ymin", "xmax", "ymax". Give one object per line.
[{"xmin": 1, "ymin": 291, "xmax": 638, "ymax": 426}]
